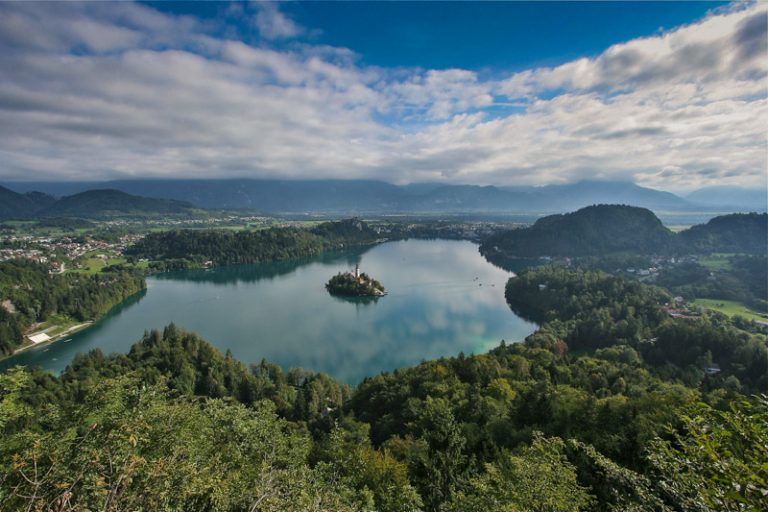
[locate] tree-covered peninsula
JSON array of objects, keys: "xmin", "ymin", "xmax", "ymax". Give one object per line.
[
  {"xmin": 0, "ymin": 260, "xmax": 145, "ymax": 356},
  {"xmin": 126, "ymin": 218, "xmax": 381, "ymax": 270}
]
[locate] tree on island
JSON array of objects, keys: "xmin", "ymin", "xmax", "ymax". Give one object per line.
[{"xmin": 326, "ymin": 267, "xmax": 385, "ymax": 297}]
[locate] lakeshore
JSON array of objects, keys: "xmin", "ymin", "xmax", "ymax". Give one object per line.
[{"xmin": 8, "ymin": 321, "xmax": 93, "ymax": 359}]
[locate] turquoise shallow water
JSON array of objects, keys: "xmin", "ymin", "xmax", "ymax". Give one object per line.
[{"xmin": 1, "ymin": 239, "xmax": 537, "ymax": 383}]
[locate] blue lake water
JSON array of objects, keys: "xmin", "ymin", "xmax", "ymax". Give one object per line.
[{"xmin": 2, "ymin": 239, "xmax": 537, "ymax": 383}]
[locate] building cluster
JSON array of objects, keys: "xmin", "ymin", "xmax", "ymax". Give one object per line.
[
  {"xmin": 0, "ymin": 234, "xmax": 142, "ymax": 272},
  {"xmin": 100, "ymin": 215, "xmax": 271, "ymax": 229},
  {"xmin": 663, "ymin": 296, "xmax": 700, "ymax": 320},
  {"xmin": 621, "ymin": 256, "xmax": 698, "ymax": 282}
]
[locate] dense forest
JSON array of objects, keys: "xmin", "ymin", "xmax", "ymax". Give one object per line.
[
  {"xmin": 481, "ymin": 205, "xmax": 676, "ymax": 258},
  {"xmin": 481, "ymin": 207, "xmax": 767, "ymax": 259},
  {"xmin": 127, "ymin": 218, "xmax": 380, "ymax": 270},
  {"xmin": 2, "ymin": 328, "xmax": 764, "ymax": 511},
  {"xmin": 506, "ymin": 266, "xmax": 768, "ymax": 392},
  {"xmin": 0, "ymin": 260, "xmax": 145, "ymax": 355},
  {"xmin": 2, "ymin": 266, "xmax": 766, "ymax": 510},
  {"xmin": 679, "ymin": 213, "xmax": 768, "ymax": 254}
]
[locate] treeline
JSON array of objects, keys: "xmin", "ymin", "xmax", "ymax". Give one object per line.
[
  {"xmin": 0, "ymin": 260, "xmax": 145, "ymax": 355},
  {"xmin": 126, "ymin": 218, "xmax": 380, "ymax": 269},
  {"xmin": 506, "ymin": 266, "xmax": 768, "ymax": 393},
  {"xmin": 3, "ymin": 326, "xmax": 764, "ymax": 511},
  {"xmin": 481, "ymin": 206, "xmax": 767, "ymax": 258}
]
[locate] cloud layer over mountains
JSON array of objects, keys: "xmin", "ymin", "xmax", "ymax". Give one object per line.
[{"xmin": 0, "ymin": 1, "xmax": 765, "ymax": 191}]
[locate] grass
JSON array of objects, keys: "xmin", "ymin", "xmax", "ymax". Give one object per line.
[
  {"xmin": 692, "ymin": 298, "xmax": 768, "ymax": 323},
  {"xmin": 698, "ymin": 253, "xmax": 736, "ymax": 271},
  {"xmin": 71, "ymin": 257, "xmax": 128, "ymax": 274}
]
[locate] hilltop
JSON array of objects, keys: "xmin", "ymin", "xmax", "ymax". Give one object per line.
[
  {"xmin": 678, "ymin": 212, "xmax": 767, "ymax": 254},
  {"xmin": 0, "ymin": 185, "xmax": 54, "ymax": 219},
  {"xmin": 481, "ymin": 204, "xmax": 675, "ymax": 257},
  {"xmin": 481, "ymin": 206, "xmax": 768, "ymax": 260}
]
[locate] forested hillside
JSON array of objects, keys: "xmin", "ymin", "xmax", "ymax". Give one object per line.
[
  {"xmin": 0, "ymin": 260, "xmax": 145, "ymax": 355},
  {"xmin": 0, "ymin": 186, "xmax": 198, "ymax": 220},
  {"xmin": 481, "ymin": 205, "xmax": 675, "ymax": 257},
  {"xmin": 127, "ymin": 218, "xmax": 380, "ymax": 269},
  {"xmin": 481, "ymin": 207, "xmax": 767, "ymax": 259},
  {"xmin": 46, "ymin": 189, "xmax": 198, "ymax": 218},
  {"xmin": 678, "ymin": 212, "xmax": 767, "ymax": 254},
  {"xmin": 505, "ymin": 267, "xmax": 767, "ymax": 392}
]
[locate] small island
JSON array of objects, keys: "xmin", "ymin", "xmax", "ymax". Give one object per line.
[{"xmin": 326, "ymin": 264, "xmax": 386, "ymax": 297}]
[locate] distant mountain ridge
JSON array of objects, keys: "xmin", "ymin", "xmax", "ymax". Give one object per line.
[
  {"xmin": 0, "ymin": 186, "xmax": 197, "ymax": 219},
  {"xmin": 685, "ymin": 186, "xmax": 767, "ymax": 211},
  {"xmin": 3, "ymin": 179, "xmax": 764, "ymax": 216}
]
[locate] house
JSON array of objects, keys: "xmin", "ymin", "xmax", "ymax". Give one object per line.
[{"xmin": 704, "ymin": 365, "xmax": 721, "ymax": 375}]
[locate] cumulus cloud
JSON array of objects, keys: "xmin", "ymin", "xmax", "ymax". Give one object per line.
[
  {"xmin": 0, "ymin": 1, "xmax": 765, "ymax": 191},
  {"xmin": 253, "ymin": 2, "xmax": 304, "ymax": 40}
]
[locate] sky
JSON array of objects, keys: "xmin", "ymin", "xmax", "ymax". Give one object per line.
[{"xmin": 0, "ymin": 1, "xmax": 765, "ymax": 192}]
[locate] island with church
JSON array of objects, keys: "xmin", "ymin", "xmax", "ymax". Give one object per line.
[{"xmin": 326, "ymin": 264, "xmax": 386, "ymax": 297}]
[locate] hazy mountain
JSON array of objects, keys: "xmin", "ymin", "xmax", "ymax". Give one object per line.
[
  {"xmin": 480, "ymin": 204, "xmax": 675, "ymax": 257},
  {"xmin": 0, "ymin": 187, "xmax": 198, "ymax": 220},
  {"xmin": 531, "ymin": 181, "xmax": 689, "ymax": 211},
  {"xmin": 686, "ymin": 186, "xmax": 767, "ymax": 211},
  {"xmin": 0, "ymin": 185, "xmax": 56, "ymax": 218},
  {"xmin": 2, "ymin": 179, "xmax": 757, "ymax": 216},
  {"xmin": 42, "ymin": 189, "xmax": 197, "ymax": 218},
  {"xmin": 678, "ymin": 213, "xmax": 767, "ymax": 254}
]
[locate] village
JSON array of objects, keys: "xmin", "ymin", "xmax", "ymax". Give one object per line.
[{"xmin": 0, "ymin": 232, "xmax": 142, "ymax": 273}]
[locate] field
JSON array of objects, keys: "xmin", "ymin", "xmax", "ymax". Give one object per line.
[
  {"xmin": 697, "ymin": 253, "xmax": 735, "ymax": 271},
  {"xmin": 692, "ymin": 298, "xmax": 768, "ymax": 323}
]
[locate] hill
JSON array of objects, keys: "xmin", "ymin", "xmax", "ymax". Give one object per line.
[
  {"xmin": 678, "ymin": 212, "xmax": 767, "ymax": 254},
  {"xmin": 481, "ymin": 204, "xmax": 675, "ymax": 257},
  {"xmin": 0, "ymin": 187, "xmax": 199, "ymax": 220},
  {"xmin": 43, "ymin": 189, "xmax": 197, "ymax": 218},
  {"xmin": 0, "ymin": 185, "xmax": 55, "ymax": 219}
]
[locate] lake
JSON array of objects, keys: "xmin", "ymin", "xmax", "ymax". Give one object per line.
[{"xmin": 2, "ymin": 239, "xmax": 537, "ymax": 383}]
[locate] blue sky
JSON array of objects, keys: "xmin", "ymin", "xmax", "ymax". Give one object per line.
[
  {"xmin": 0, "ymin": 1, "xmax": 765, "ymax": 191},
  {"xmin": 150, "ymin": 1, "xmax": 726, "ymax": 71},
  {"xmin": 310, "ymin": 2, "xmax": 719, "ymax": 71}
]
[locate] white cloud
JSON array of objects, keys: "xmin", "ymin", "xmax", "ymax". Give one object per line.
[
  {"xmin": 0, "ymin": 1, "xmax": 764, "ymax": 191},
  {"xmin": 253, "ymin": 2, "xmax": 303, "ymax": 40}
]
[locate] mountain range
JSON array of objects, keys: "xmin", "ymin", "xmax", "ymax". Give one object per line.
[
  {"xmin": 1, "ymin": 179, "xmax": 764, "ymax": 218},
  {"xmin": 0, "ymin": 186, "xmax": 197, "ymax": 220}
]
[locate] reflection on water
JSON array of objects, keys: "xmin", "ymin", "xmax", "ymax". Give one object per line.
[{"xmin": 1, "ymin": 240, "xmax": 537, "ymax": 383}]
